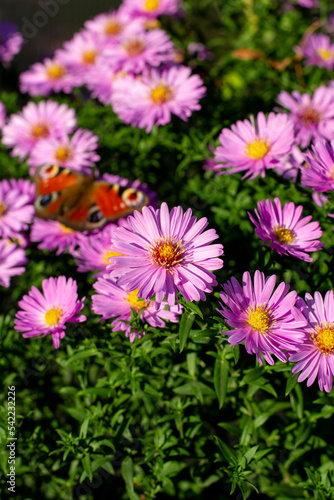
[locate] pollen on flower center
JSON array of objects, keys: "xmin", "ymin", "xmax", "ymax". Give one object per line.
[
  {"xmin": 55, "ymin": 146, "xmax": 72, "ymax": 163},
  {"xmin": 245, "ymin": 139, "xmax": 270, "ymax": 159},
  {"xmin": 127, "ymin": 289, "xmax": 149, "ymax": 310},
  {"xmin": 103, "ymin": 250, "xmax": 124, "ymax": 265},
  {"xmin": 312, "ymin": 323, "xmax": 334, "ymax": 354},
  {"xmin": 31, "ymin": 123, "xmax": 50, "ymax": 140},
  {"xmin": 0, "ymin": 201, "xmax": 7, "ymax": 217},
  {"xmin": 59, "ymin": 223, "xmax": 74, "ymax": 233},
  {"xmin": 144, "ymin": 0, "xmax": 160, "ymax": 11},
  {"xmin": 317, "ymin": 48, "xmax": 333, "ymax": 60},
  {"xmin": 149, "ymin": 235, "xmax": 185, "ymax": 269},
  {"xmin": 46, "ymin": 63, "xmax": 66, "ymax": 80},
  {"xmin": 104, "ymin": 20, "xmax": 123, "ymax": 36},
  {"xmin": 273, "ymin": 226, "xmax": 295, "ymax": 244},
  {"xmin": 247, "ymin": 305, "xmax": 272, "ymax": 332},
  {"xmin": 298, "ymin": 107, "xmax": 321, "ymax": 125},
  {"xmin": 82, "ymin": 50, "xmax": 98, "ymax": 65},
  {"xmin": 45, "ymin": 307, "xmax": 62, "ymax": 326},
  {"xmin": 150, "ymin": 85, "xmax": 173, "ymax": 104},
  {"xmin": 124, "ymin": 38, "xmax": 145, "ymax": 56}
]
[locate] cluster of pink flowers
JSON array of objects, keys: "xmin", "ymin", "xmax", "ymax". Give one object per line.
[
  {"xmin": 18, "ymin": 0, "xmax": 206, "ymax": 132},
  {"xmin": 218, "ymin": 271, "xmax": 334, "ymax": 393}
]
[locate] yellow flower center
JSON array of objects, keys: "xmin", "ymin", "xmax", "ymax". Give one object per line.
[
  {"xmin": 45, "ymin": 307, "xmax": 62, "ymax": 326},
  {"xmin": 0, "ymin": 201, "xmax": 7, "ymax": 217},
  {"xmin": 144, "ymin": 0, "xmax": 160, "ymax": 11},
  {"xmin": 245, "ymin": 139, "xmax": 270, "ymax": 159},
  {"xmin": 149, "ymin": 235, "xmax": 185, "ymax": 269},
  {"xmin": 150, "ymin": 85, "xmax": 173, "ymax": 104},
  {"xmin": 123, "ymin": 38, "xmax": 146, "ymax": 56},
  {"xmin": 127, "ymin": 289, "xmax": 149, "ymax": 311},
  {"xmin": 103, "ymin": 250, "xmax": 124, "ymax": 265},
  {"xmin": 317, "ymin": 48, "xmax": 333, "ymax": 61},
  {"xmin": 312, "ymin": 323, "xmax": 334, "ymax": 355},
  {"xmin": 298, "ymin": 107, "xmax": 320, "ymax": 125},
  {"xmin": 104, "ymin": 20, "xmax": 123, "ymax": 36},
  {"xmin": 46, "ymin": 63, "xmax": 66, "ymax": 80},
  {"xmin": 59, "ymin": 223, "xmax": 73, "ymax": 233},
  {"xmin": 273, "ymin": 226, "xmax": 295, "ymax": 244},
  {"xmin": 82, "ymin": 50, "xmax": 98, "ymax": 65},
  {"xmin": 55, "ymin": 146, "xmax": 72, "ymax": 163},
  {"xmin": 247, "ymin": 305, "xmax": 272, "ymax": 332},
  {"xmin": 31, "ymin": 123, "xmax": 50, "ymax": 140}
]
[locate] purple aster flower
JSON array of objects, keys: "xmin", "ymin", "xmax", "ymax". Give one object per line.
[
  {"xmin": 108, "ymin": 202, "xmax": 224, "ymax": 305},
  {"xmin": 72, "ymin": 223, "xmax": 121, "ymax": 275},
  {"xmin": 55, "ymin": 30, "xmax": 106, "ymax": 82},
  {"xmin": 217, "ymin": 270, "xmax": 307, "ymax": 365},
  {"xmin": 0, "ymin": 240, "xmax": 27, "ymax": 288},
  {"xmin": 0, "ymin": 179, "xmax": 35, "ymax": 238},
  {"xmin": 277, "ymin": 86, "xmax": 334, "ymax": 148},
  {"xmin": 121, "ymin": 0, "xmax": 181, "ymax": 18},
  {"xmin": 20, "ymin": 57, "xmax": 81, "ymax": 97},
  {"xmin": 248, "ymin": 198, "xmax": 324, "ymax": 262},
  {"xmin": 290, "ymin": 291, "xmax": 334, "ymax": 392},
  {"xmin": 104, "ymin": 28, "xmax": 174, "ymax": 74},
  {"xmin": 296, "ymin": 34, "xmax": 334, "ymax": 70},
  {"xmin": 85, "ymin": 64, "xmax": 127, "ymax": 104},
  {"xmin": 30, "ymin": 218, "xmax": 88, "ymax": 255},
  {"xmin": 111, "ymin": 66, "xmax": 206, "ymax": 132},
  {"xmin": 0, "ymin": 101, "xmax": 6, "ymax": 129},
  {"xmin": 214, "ymin": 112, "xmax": 295, "ymax": 180},
  {"xmin": 301, "ymin": 140, "xmax": 334, "ymax": 192},
  {"xmin": 1, "ymin": 100, "xmax": 77, "ymax": 160},
  {"xmin": 273, "ymin": 145, "xmax": 304, "ymax": 181},
  {"xmin": 0, "ymin": 21, "xmax": 23, "ymax": 66},
  {"xmin": 14, "ymin": 276, "xmax": 86, "ymax": 349},
  {"xmin": 84, "ymin": 9, "xmax": 143, "ymax": 43},
  {"xmin": 27, "ymin": 128, "xmax": 100, "ymax": 173},
  {"xmin": 92, "ymin": 275, "xmax": 183, "ymax": 342}
]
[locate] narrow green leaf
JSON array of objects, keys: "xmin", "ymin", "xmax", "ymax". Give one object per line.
[
  {"xmin": 285, "ymin": 373, "xmax": 298, "ymax": 396},
  {"xmin": 121, "ymin": 456, "xmax": 134, "ymax": 493},
  {"xmin": 185, "ymin": 301, "xmax": 203, "ymax": 319},
  {"xmin": 81, "ymin": 455, "xmax": 93, "ymax": 482},
  {"xmin": 80, "ymin": 418, "xmax": 90, "ymax": 439},
  {"xmin": 214, "ymin": 436, "xmax": 237, "ymax": 465},
  {"xmin": 214, "ymin": 357, "xmax": 229, "ymax": 409},
  {"xmin": 179, "ymin": 313, "xmax": 195, "ymax": 352}
]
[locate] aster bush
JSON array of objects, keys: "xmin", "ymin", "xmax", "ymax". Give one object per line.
[{"xmin": 2, "ymin": 1, "xmax": 334, "ymax": 500}]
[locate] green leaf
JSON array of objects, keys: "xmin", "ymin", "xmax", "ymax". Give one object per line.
[
  {"xmin": 81, "ymin": 455, "xmax": 93, "ymax": 482},
  {"xmin": 179, "ymin": 313, "xmax": 195, "ymax": 352},
  {"xmin": 185, "ymin": 301, "xmax": 203, "ymax": 319},
  {"xmin": 214, "ymin": 357, "xmax": 229, "ymax": 409},
  {"xmin": 285, "ymin": 373, "xmax": 299, "ymax": 396},
  {"xmin": 214, "ymin": 436, "xmax": 237, "ymax": 465},
  {"xmin": 121, "ymin": 456, "xmax": 140, "ymax": 500},
  {"xmin": 80, "ymin": 418, "xmax": 90, "ymax": 439}
]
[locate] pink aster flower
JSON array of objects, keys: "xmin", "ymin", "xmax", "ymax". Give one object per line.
[
  {"xmin": 84, "ymin": 9, "xmax": 143, "ymax": 43},
  {"xmin": 121, "ymin": 0, "xmax": 181, "ymax": 18},
  {"xmin": 0, "ymin": 240, "xmax": 27, "ymax": 288},
  {"xmin": 14, "ymin": 276, "xmax": 86, "ymax": 349},
  {"xmin": 27, "ymin": 128, "xmax": 100, "ymax": 173},
  {"xmin": 20, "ymin": 57, "xmax": 81, "ymax": 97},
  {"xmin": 1, "ymin": 100, "xmax": 77, "ymax": 160},
  {"xmin": 301, "ymin": 140, "xmax": 334, "ymax": 192},
  {"xmin": 217, "ymin": 271, "xmax": 307, "ymax": 365},
  {"xmin": 30, "ymin": 218, "xmax": 88, "ymax": 255},
  {"xmin": 0, "ymin": 179, "xmax": 35, "ymax": 238},
  {"xmin": 277, "ymin": 86, "xmax": 334, "ymax": 148},
  {"xmin": 108, "ymin": 202, "xmax": 224, "ymax": 305},
  {"xmin": 111, "ymin": 66, "xmax": 205, "ymax": 132},
  {"xmin": 92, "ymin": 275, "xmax": 183, "ymax": 342},
  {"xmin": 72, "ymin": 223, "xmax": 120, "ymax": 275},
  {"xmin": 273, "ymin": 145, "xmax": 304, "ymax": 181},
  {"xmin": 104, "ymin": 28, "xmax": 174, "ymax": 74},
  {"xmin": 214, "ymin": 112, "xmax": 295, "ymax": 180},
  {"xmin": 0, "ymin": 101, "xmax": 6, "ymax": 129},
  {"xmin": 85, "ymin": 64, "xmax": 127, "ymax": 104},
  {"xmin": 55, "ymin": 30, "xmax": 106, "ymax": 83},
  {"xmin": 248, "ymin": 198, "xmax": 323, "ymax": 262},
  {"xmin": 296, "ymin": 34, "xmax": 334, "ymax": 70},
  {"xmin": 0, "ymin": 22, "xmax": 23, "ymax": 66},
  {"xmin": 290, "ymin": 291, "xmax": 334, "ymax": 392}
]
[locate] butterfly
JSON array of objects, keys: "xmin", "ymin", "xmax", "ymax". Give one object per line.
[{"xmin": 33, "ymin": 165, "xmax": 149, "ymax": 231}]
